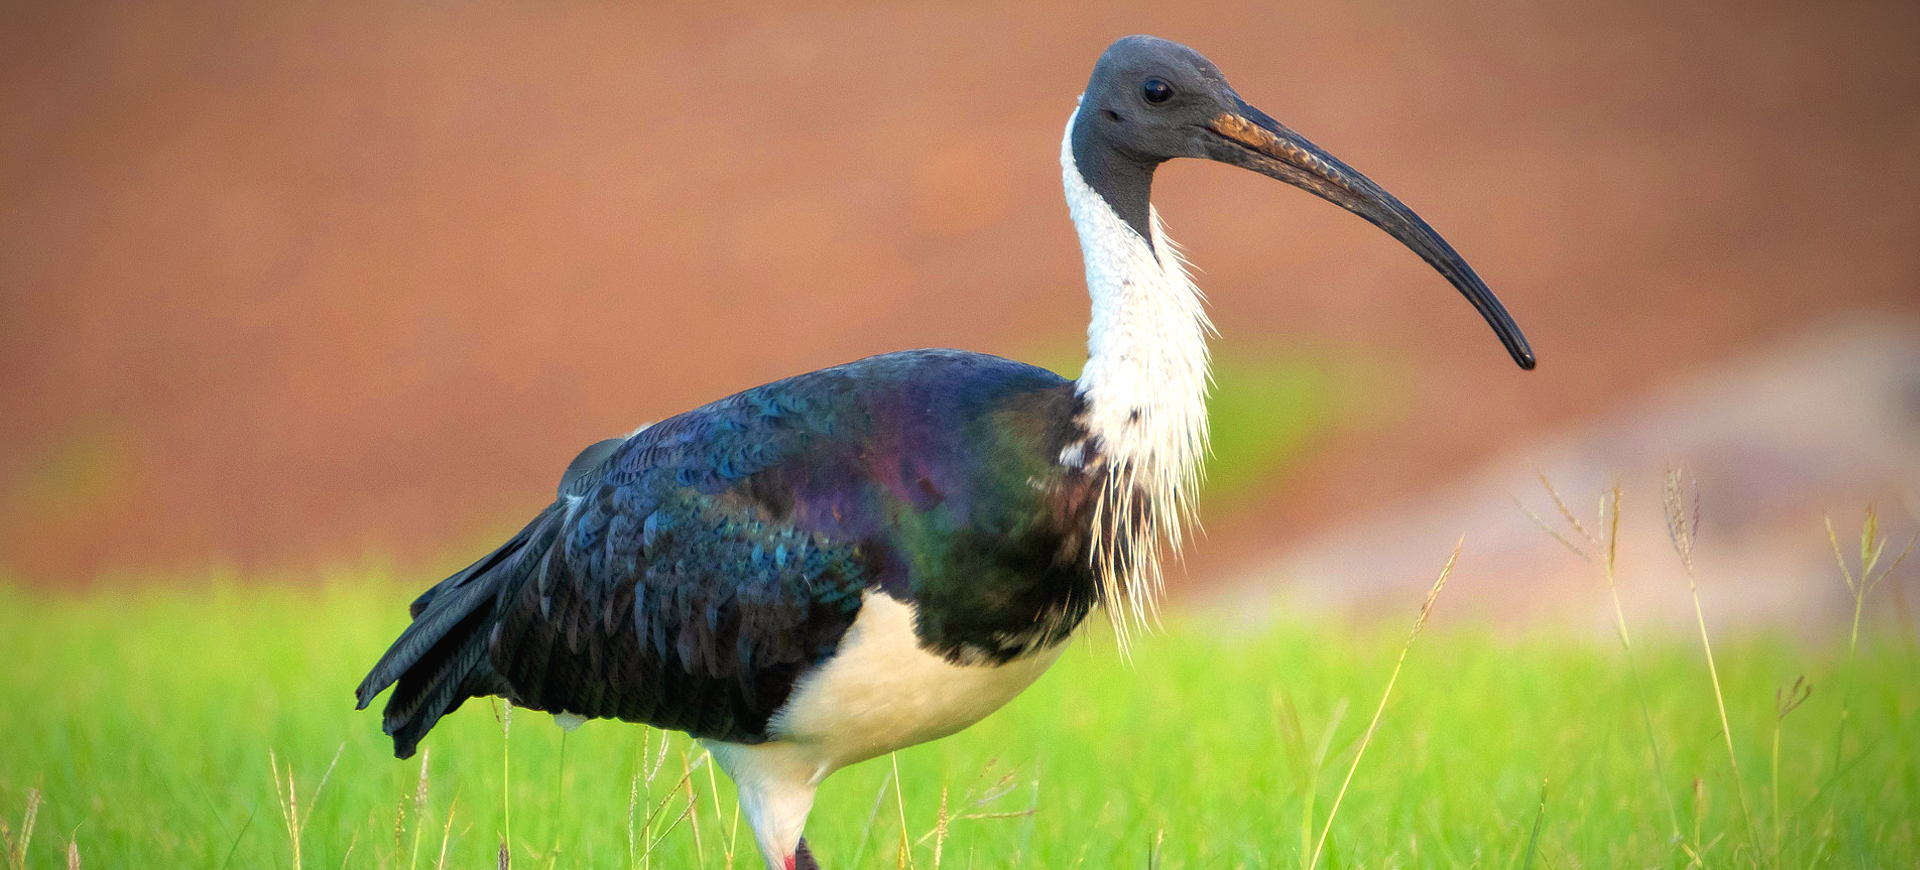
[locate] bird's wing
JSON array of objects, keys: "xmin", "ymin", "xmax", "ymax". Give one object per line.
[
  {"xmin": 360, "ymin": 349, "xmax": 1084, "ymax": 751},
  {"xmin": 487, "ymin": 380, "xmax": 874, "ymax": 744}
]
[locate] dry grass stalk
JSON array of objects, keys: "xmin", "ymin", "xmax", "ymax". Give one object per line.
[
  {"xmin": 899, "ymin": 759, "xmax": 1042, "ymax": 867},
  {"xmin": 1511, "ymin": 467, "xmax": 1595, "ymax": 562},
  {"xmin": 1662, "ymin": 464, "xmax": 1757, "ymax": 851},
  {"xmin": 630, "ymin": 728, "xmax": 677, "ymax": 870},
  {"xmin": 265, "ymin": 745, "xmax": 344, "ymax": 870},
  {"xmin": 1662, "ymin": 464, "xmax": 1700, "ymax": 575},
  {"xmin": 892, "ymin": 753, "xmax": 914, "ymax": 870},
  {"xmin": 1825, "ymin": 506, "xmax": 1917, "ymax": 777},
  {"xmin": 638, "ymin": 798, "xmax": 697, "ymax": 863},
  {"xmin": 726, "ymin": 801, "xmax": 742, "ymax": 870},
  {"xmin": 1517, "ymin": 473, "xmax": 1682, "ymax": 841},
  {"xmin": 499, "ymin": 700, "xmax": 513, "ymax": 868},
  {"xmin": 1307, "ymin": 539, "xmax": 1460, "ymax": 870},
  {"xmin": 264, "ymin": 743, "xmax": 345, "ymax": 869},
  {"xmin": 1771, "ymin": 675, "xmax": 1812, "ymax": 867},
  {"xmin": 952, "ymin": 760, "xmax": 1030, "ymax": 823},
  {"xmin": 909, "ymin": 758, "xmax": 1036, "ymax": 849},
  {"xmin": 432, "ymin": 797, "xmax": 457, "ymax": 870},
  {"xmin": 392, "ymin": 780, "xmax": 408, "ymax": 867},
  {"xmin": 684, "ymin": 752, "xmax": 704, "ymax": 863},
  {"xmin": 309, "ymin": 744, "xmax": 344, "ymax": 826},
  {"xmin": 278, "ymin": 740, "xmax": 345, "ymax": 869},
  {"xmin": 1680, "ymin": 777, "xmax": 1708, "ymax": 869},
  {"xmin": 65, "ymin": 835, "xmax": 77, "ymax": 870},
  {"xmin": 932, "ymin": 786, "xmax": 949, "ymax": 870},
  {"xmin": 406, "ymin": 749, "xmax": 431, "ymax": 870},
  {"xmin": 880, "ymin": 760, "xmax": 1041, "ymax": 868},
  {"xmin": 627, "ymin": 751, "xmax": 642, "ymax": 870},
  {"xmin": 269, "ymin": 750, "xmax": 302, "ymax": 870},
  {"xmin": 697, "ymin": 749, "xmax": 738, "ymax": 869},
  {"xmin": 2, "ymin": 787, "xmax": 42, "ymax": 870},
  {"xmin": 634, "ymin": 748, "xmax": 706, "ymax": 864}
]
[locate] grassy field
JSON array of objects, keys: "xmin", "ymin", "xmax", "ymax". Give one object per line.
[{"xmin": 2, "ymin": 551, "xmax": 1915, "ymax": 870}]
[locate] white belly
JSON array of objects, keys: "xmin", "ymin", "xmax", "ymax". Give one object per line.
[{"xmin": 768, "ymin": 591, "xmax": 1065, "ymax": 773}]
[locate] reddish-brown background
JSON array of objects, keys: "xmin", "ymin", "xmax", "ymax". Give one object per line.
[{"xmin": 4, "ymin": 0, "xmax": 1917, "ymax": 585}]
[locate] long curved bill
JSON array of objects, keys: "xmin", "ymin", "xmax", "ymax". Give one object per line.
[{"xmin": 1202, "ymin": 95, "xmax": 1536, "ymax": 369}]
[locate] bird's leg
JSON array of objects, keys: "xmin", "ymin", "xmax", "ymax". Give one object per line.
[
  {"xmin": 704, "ymin": 741, "xmax": 821, "ymax": 870},
  {"xmin": 789, "ymin": 837, "xmax": 821, "ymax": 870}
]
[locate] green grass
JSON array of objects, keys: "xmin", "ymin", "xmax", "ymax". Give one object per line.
[{"xmin": 2, "ymin": 572, "xmax": 1915, "ymax": 870}]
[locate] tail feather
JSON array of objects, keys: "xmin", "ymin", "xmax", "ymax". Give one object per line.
[
  {"xmin": 355, "ymin": 507, "xmax": 562, "ymax": 758},
  {"xmin": 381, "ymin": 603, "xmax": 497, "ymax": 757},
  {"xmin": 354, "ymin": 574, "xmax": 501, "ymax": 709}
]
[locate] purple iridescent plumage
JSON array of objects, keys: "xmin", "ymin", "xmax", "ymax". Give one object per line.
[{"xmin": 356, "ymin": 348, "xmax": 1105, "ymax": 756}]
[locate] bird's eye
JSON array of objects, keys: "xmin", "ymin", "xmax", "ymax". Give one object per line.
[{"xmin": 1142, "ymin": 78, "xmax": 1174, "ymax": 104}]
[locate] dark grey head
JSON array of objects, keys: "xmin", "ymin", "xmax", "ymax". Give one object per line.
[{"xmin": 1071, "ymin": 35, "xmax": 1536, "ymax": 370}]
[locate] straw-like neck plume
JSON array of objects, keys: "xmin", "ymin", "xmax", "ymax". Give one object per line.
[{"xmin": 1059, "ymin": 105, "xmax": 1214, "ymax": 646}]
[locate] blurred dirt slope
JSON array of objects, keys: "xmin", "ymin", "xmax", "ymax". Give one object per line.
[
  {"xmin": 3, "ymin": 0, "xmax": 1918, "ymax": 583},
  {"xmin": 1218, "ymin": 317, "xmax": 1920, "ymax": 635}
]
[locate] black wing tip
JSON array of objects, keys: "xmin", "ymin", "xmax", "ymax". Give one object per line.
[
  {"xmin": 387, "ymin": 710, "xmax": 431, "ymax": 759},
  {"xmin": 354, "ymin": 669, "xmax": 393, "ymax": 710}
]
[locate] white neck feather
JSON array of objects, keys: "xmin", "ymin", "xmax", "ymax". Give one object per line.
[{"xmin": 1059, "ymin": 107, "xmax": 1214, "ymax": 644}]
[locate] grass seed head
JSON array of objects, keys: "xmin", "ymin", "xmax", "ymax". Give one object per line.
[
  {"xmin": 4, "ymin": 787, "xmax": 42, "ymax": 870},
  {"xmin": 1413, "ymin": 539, "xmax": 1462, "ymax": 637},
  {"xmin": 1775, "ymin": 675, "xmax": 1812, "ymax": 720},
  {"xmin": 1662, "ymin": 464, "xmax": 1700, "ymax": 573}
]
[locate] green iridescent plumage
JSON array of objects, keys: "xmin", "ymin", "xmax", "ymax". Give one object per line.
[{"xmin": 356, "ymin": 349, "xmax": 1106, "ymax": 755}]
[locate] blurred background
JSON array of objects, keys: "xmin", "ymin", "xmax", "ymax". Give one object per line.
[{"xmin": 3, "ymin": 0, "xmax": 1917, "ymax": 633}]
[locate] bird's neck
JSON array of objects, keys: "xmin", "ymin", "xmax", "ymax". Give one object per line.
[{"xmin": 1059, "ymin": 107, "xmax": 1213, "ymax": 642}]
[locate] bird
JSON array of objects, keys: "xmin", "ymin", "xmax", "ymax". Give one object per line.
[{"xmin": 355, "ymin": 34, "xmax": 1534, "ymax": 870}]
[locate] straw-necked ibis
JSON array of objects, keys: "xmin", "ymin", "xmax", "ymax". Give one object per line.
[{"xmin": 356, "ymin": 34, "xmax": 1534, "ymax": 870}]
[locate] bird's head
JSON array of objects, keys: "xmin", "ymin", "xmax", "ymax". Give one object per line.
[{"xmin": 1072, "ymin": 34, "xmax": 1536, "ymax": 370}]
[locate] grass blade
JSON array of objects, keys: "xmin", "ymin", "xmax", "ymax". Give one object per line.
[
  {"xmin": 1308, "ymin": 540, "xmax": 1459, "ymax": 870},
  {"xmin": 1520, "ymin": 779, "xmax": 1548, "ymax": 870}
]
